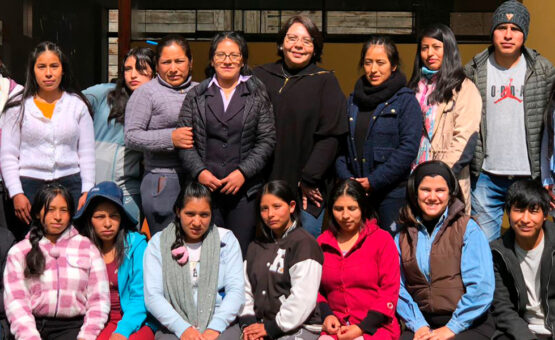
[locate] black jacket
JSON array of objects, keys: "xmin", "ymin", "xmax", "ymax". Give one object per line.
[
  {"xmin": 253, "ymin": 62, "xmax": 347, "ymax": 196},
  {"xmin": 177, "ymin": 76, "xmax": 276, "ymax": 196},
  {"xmin": 490, "ymin": 222, "xmax": 555, "ymax": 340}
]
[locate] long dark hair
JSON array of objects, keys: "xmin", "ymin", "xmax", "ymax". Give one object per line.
[
  {"xmin": 326, "ymin": 179, "xmax": 375, "ymax": 235},
  {"xmin": 256, "ymin": 180, "xmax": 300, "ymax": 242},
  {"xmin": 408, "ymin": 24, "xmax": 466, "ymax": 104},
  {"xmin": 0, "ymin": 59, "xmax": 10, "ymax": 78},
  {"xmin": 79, "ymin": 198, "xmax": 130, "ymax": 267},
  {"xmin": 171, "ymin": 181, "xmax": 212, "ymax": 251},
  {"xmin": 277, "ymin": 15, "xmax": 323, "ymax": 64},
  {"xmin": 106, "ymin": 47, "xmax": 155, "ymax": 124},
  {"xmin": 398, "ymin": 160, "xmax": 463, "ymax": 230},
  {"xmin": 25, "ymin": 183, "xmax": 75, "ymax": 278},
  {"xmin": 205, "ymin": 31, "xmax": 250, "ymax": 78},
  {"xmin": 3, "ymin": 41, "xmax": 92, "ymax": 117}
]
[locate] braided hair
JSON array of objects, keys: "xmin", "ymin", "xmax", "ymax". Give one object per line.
[
  {"xmin": 171, "ymin": 181, "xmax": 212, "ymax": 251},
  {"xmin": 25, "ymin": 183, "xmax": 75, "ymax": 278}
]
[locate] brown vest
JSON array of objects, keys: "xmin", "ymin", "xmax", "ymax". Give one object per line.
[{"xmin": 399, "ymin": 199, "xmax": 468, "ymax": 314}]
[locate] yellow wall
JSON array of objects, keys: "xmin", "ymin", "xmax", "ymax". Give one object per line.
[
  {"xmin": 185, "ymin": 1, "xmax": 552, "ymax": 96},
  {"xmin": 523, "ymin": 0, "xmax": 555, "ymax": 63},
  {"xmin": 188, "ymin": 41, "xmax": 489, "ymax": 96}
]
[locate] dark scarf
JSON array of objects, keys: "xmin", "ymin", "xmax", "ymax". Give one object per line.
[{"xmin": 353, "ymin": 71, "xmax": 406, "ymax": 111}]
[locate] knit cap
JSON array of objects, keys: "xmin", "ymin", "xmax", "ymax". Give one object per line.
[{"xmin": 491, "ymin": 0, "xmax": 530, "ymax": 41}]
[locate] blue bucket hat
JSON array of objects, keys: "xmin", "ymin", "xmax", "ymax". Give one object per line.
[{"xmin": 74, "ymin": 181, "xmax": 138, "ymax": 228}]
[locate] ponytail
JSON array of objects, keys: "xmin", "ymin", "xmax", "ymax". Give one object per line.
[{"xmin": 24, "ymin": 222, "xmax": 46, "ymax": 277}]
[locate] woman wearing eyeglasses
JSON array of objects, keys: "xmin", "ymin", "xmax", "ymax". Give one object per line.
[
  {"xmin": 177, "ymin": 32, "xmax": 275, "ymax": 255},
  {"xmin": 253, "ymin": 15, "xmax": 348, "ymax": 238}
]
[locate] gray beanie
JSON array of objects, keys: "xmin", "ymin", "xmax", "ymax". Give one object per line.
[{"xmin": 491, "ymin": 0, "xmax": 530, "ymax": 41}]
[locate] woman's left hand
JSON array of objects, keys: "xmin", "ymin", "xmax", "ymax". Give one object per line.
[
  {"xmin": 220, "ymin": 170, "xmax": 245, "ymax": 195},
  {"xmin": 429, "ymin": 326, "xmax": 455, "ymax": 340},
  {"xmin": 78, "ymin": 192, "xmax": 88, "ymax": 210},
  {"xmin": 242, "ymin": 323, "xmax": 267, "ymax": 340},
  {"xmin": 337, "ymin": 325, "xmax": 363, "ymax": 340}
]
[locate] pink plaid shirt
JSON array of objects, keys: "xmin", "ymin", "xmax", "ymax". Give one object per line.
[{"xmin": 3, "ymin": 226, "xmax": 109, "ymax": 340}]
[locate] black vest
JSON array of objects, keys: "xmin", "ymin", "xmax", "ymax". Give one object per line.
[{"xmin": 204, "ymin": 83, "xmax": 247, "ymax": 179}]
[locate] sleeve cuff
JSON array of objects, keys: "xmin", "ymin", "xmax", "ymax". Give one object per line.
[
  {"xmin": 406, "ymin": 318, "xmax": 429, "ymax": 333},
  {"xmin": 207, "ymin": 317, "xmax": 227, "ymax": 333},
  {"xmin": 446, "ymin": 319, "xmax": 465, "ymax": 334},
  {"xmin": 357, "ymin": 311, "xmax": 387, "ymax": 335},
  {"xmin": 6, "ymin": 184, "xmax": 23, "ymax": 198},
  {"xmin": 318, "ymin": 302, "xmax": 334, "ymax": 321},
  {"xmin": 264, "ymin": 319, "xmax": 285, "ymax": 339},
  {"xmin": 239, "ymin": 315, "xmax": 257, "ymax": 329},
  {"xmin": 543, "ymin": 177, "xmax": 554, "ymax": 186}
]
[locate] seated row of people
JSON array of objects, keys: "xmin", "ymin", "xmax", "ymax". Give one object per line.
[{"xmin": 1, "ymin": 160, "xmax": 552, "ymax": 340}]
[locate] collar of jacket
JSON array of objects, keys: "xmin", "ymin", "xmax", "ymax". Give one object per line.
[
  {"xmin": 469, "ymin": 46, "xmax": 540, "ymax": 71},
  {"xmin": 191, "ymin": 77, "xmax": 253, "ymax": 98},
  {"xmin": 318, "ymin": 218, "xmax": 379, "ymax": 256},
  {"xmin": 260, "ymin": 60, "xmax": 332, "ymax": 79},
  {"xmin": 33, "ymin": 224, "xmax": 78, "ymax": 246}
]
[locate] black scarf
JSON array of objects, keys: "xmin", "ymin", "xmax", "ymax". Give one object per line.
[{"xmin": 353, "ymin": 71, "xmax": 407, "ymax": 111}]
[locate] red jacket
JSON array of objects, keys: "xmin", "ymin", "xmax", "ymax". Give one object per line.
[{"xmin": 317, "ymin": 219, "xmax": 400, "ymax": 340}]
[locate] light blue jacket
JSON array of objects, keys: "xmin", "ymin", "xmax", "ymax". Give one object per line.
[
  {"xmin": 83, "ymin": 83, "xmax": 142, "ymax": 197},
  {"xmin": 143, "ymin": 227, "xmax": 244, "ymax": 338},
  {"xmin": 395, "ymin": 208, "xmax": 495, "ymax": 334},
  {"xmin": 115, "ymin": 231, "xmax": 155, "ymax": 337}
]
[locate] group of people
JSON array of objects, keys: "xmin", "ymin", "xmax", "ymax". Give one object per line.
[{"xmin": 0, "ymin": 0, "xmax": 554, "ymax": 339}]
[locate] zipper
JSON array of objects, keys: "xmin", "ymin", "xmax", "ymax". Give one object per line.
[
  {"xmin": 53, "ymin": 257, "xmax": 60, "ymax": 317},
  {"xmin": 493, "ymin": 249, "xmax": 521, "ymax": 310}
]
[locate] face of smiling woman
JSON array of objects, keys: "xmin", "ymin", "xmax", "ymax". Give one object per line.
[
  {"xmin": 282, "ymin": 22, "xmax": 314, "ymax": 70},
  {"xmin": 417, "ymin": 175, "xmax": 450, "ymax": 221}
]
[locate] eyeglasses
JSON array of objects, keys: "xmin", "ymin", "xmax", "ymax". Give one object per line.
[
  {"xmin": 285, "ymin": 34, "xmax": 314, "ymax": 47},
  {"xmin": 214, "ymin": 52, "xmax": 242, "ymax": 62}
]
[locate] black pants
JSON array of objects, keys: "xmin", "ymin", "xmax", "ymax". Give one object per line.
[
  {"xmin": 212, "ymin": 192, "xmax": 256, "ymax": 257},
  {"xmin": 35, "ymin": 316, "xmax": 84, "ymax": 340},
  {"xmin": 400, "ymin": 312, "xmax": 495, "ymax": 340}
]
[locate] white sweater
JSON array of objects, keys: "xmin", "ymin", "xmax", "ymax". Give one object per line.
[{"xmin": 0, "ymin": 92, "xmax": 95, "ymax": 197}]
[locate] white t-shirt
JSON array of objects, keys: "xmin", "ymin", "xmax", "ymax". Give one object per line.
[
  {"xmin": 515, "ymin": 236, "xmax": 552, "ymax": 336},
  {"xmin": 186, "ymin": 242, "xmax": 202, "ymax": 288}
]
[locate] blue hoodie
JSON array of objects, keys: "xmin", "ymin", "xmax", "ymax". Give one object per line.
[{"xmin": 114, "ymin": 231, "xmax": 157, "ymax": 337}]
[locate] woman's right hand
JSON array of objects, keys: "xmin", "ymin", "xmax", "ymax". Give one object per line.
[
  {"xmin": 172, "ymin": 127, "xmax": 194, "ymax": 149},
  {"xmin": 180, "ymin": 327, "xmax": 204, "ymax": 340},
  {"xmin": 413, "ymin": 326, "xmax": 433, "ymax": 340},
  {"xmin": 322, "ymin": 315, "xmax": 341, "ymax": 335},
  {"xmin": 13, "ymin": 193, "xmax": 31, "ymax": 224},
  {"xmin": 198, "ymin": 170, "xmax": 222, "ymax": 192},
  {"xmin": 300, "ymin": 182, "xmax": 323, "ymax": 209}
]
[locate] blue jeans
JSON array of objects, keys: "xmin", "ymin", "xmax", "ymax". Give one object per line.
[
  {"xmin": 471, "ymin": 172, "xmax": 522, "ymax": 241},
  {"xmin": 301, "ymin": 208, "xmax": 324, "ymax": 238}
]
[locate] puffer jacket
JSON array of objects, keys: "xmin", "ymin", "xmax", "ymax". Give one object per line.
[
  {"xmin": 177, "ymin": 76, "xmax": 276, "ymax": 196},
  {"xmin": 490, "ymin": 221, "xmax": 555, "ymax": 340},
  {"xmin": 464, "ymin": 46, "xmax": 555, "ymax": 179}
]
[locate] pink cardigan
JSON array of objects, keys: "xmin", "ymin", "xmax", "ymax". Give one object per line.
[
  {"xmin": 317, "ymin": 219, "xmax": 400, "ymax": 340},
  {"xmin": 4, "ymin": 226, "xmax": 109, "ymax": 340}
]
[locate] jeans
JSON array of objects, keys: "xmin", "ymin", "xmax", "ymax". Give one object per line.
[
  {"xmin": 471, "ymin": 172, "xmax": 523, "ymax": 241},
  {"xmin": 301, "ymin": 208, "xmax": 324, "ymax": 238}
]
